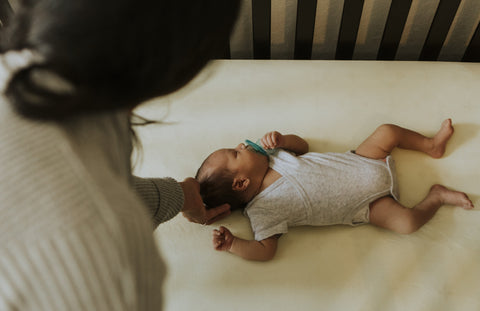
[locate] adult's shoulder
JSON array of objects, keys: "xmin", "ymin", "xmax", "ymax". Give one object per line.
[{"xmin": 0, "ymin": 99, "xmax": 149, "ymax": 244}]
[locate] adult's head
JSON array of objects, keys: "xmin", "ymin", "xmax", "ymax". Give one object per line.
[{"xmin": 0, "ymin": 0, "xmax": 240, "ymax": 120}]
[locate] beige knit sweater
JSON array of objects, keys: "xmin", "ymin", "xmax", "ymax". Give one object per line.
[{"xmin": 0, "ymin": 89, "xmax": 183, "ymax": 310}]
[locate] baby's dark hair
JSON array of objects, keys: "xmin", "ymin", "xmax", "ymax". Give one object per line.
[{"xmin": 195, "ymin": 157, "xmax": 246, "ymax": 211}]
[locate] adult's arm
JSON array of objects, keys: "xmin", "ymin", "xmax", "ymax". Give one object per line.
[{"xmin": 133, "ymin": 176, "xmax": 184, "ymax": 228}]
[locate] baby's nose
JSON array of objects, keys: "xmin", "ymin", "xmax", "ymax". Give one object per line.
[{"xmin": 236, "ymin": 143, "xmax": 246, "ymax": 150}]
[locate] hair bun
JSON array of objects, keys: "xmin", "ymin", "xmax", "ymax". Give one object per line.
[
  {"xmin": 0, "ymin": 49, "xmax": 42, "ymax": 93},
  {"xmin": 5, "ymin": 64, "xmax": 80, "ymax": 120},
  {"xmin": 29, "ymin": 68, "xmax": 75, "ymax": 95}
]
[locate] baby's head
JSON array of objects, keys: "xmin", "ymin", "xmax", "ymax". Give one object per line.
[{"xmin": 196, "ymin": 143, "xmax": 269, "ymax": 210}]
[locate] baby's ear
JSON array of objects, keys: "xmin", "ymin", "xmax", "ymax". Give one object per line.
[{"xmin": 232, "ymin": 177, "xmax": 250, "ymax": 192}]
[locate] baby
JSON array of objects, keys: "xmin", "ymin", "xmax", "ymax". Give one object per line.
[{"xmin": 195, "ymin": 119, "xmax": 474, "ymax": 261}]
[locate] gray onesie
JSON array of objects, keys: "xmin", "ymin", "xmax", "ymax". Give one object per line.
[{"xmin": 244, "ymin": 150, "xmax": 399, "ymax": 240}]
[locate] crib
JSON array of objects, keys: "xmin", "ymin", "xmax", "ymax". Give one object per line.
[
  {"xmin": 2, "ymin": 1, "xmax": 479, "ymax": 310},
  {"xmin": 132, "ymin": 2, "xmax": 480, "ymax": 310},
  {"xmin": 225, "ymin": 0, "xmax": 479, "ymax": 62},
  {"xmin": 1, "ymin": 0, "xmax": 479, "ymax": 62}
]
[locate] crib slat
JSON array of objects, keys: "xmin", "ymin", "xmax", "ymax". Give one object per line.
[
  {"xmin": 0, "ymin": 0, "xmax": 13, "ymax": 27},
  {"xmin": 336, "ymin": 0, "xmax": 365, "ymax": 60},
  {"xmin": 294, "ymin": 0, "xmax": 317, "ymax": 60},
  {"xmin": 377, "ymin": 0, "xmax": 412, "ymax": 60},
  {"xmin": 252, "ymin": 0, "xmax": 271, "ymax": 59},
  {"xmin": 462, "ymin": 22, "xmax": 480, "ymax": 62},
  {"xmin": 223, "ymin": 43, "xmax": 231, "ymax": 59},
  {"xmin": 419, "ymin": 0, "xmax": 462, "ymax": 61}
]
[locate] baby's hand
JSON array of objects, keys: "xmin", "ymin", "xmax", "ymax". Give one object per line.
[
  {"xmin": 261, "ymin": 131, "xmax": 283, "ymax": 150},
  {"xmin": 213, "ymin": 226, "xmax": 234, "ymax": 251}
]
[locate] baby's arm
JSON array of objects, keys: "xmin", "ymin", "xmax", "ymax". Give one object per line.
[
  {"xmin": 213, "ymin": 226, "xmax": 279, "ymax": 261},
  {"xmin": 261, "ymin": 131, "xmax": 309, "ymax": 155}
]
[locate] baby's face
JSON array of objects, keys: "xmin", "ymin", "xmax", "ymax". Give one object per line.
[{"xmin": 206, "ymin": 143, "xmax": 268, "ymax": 178}]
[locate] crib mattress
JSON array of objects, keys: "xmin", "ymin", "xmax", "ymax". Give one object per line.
[{"xmin": 134, "ymin": 60, "xmax": 480, "ymax": 311}]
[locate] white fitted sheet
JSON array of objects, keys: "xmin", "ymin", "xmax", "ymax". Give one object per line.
[{"xmin": 134, "ymin": 60, "xmax": 480, "ymax": 311}]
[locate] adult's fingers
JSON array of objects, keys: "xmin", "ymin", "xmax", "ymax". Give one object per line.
[{"xmin": 205, "ymin": 204, "xmax": 231, "ymax": 225}]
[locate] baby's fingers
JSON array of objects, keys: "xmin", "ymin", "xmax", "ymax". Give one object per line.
[
  {"xmin": 270, "ymin": 131, "xmax": 283, "ymax": 147},
  {"xmin": 214, "ymin": 239, "xmax": 224, "ymax": 250},
  {"xmin": 263, "ymin": 131, "xmax": 283, "ymax": 149},
  {"xmin": 213, "ymin": 233, "xmax": 224, "ymax": 249},
  {"xmin": 266, "ymin": 135, "xmax": 275, "ymax": 149},
  {"xmin": 213, "ymin": 229, "xmax": 223, "ymax": 240},
  {"xmin": 261, "ymin": 132, "xmax": 275, "ymax": 149},
  {"xmin": 260, "ymin": 136, "xmax": 270, "ymax": 149},
  {"xmin": 213, "ymin": 227, "xmax": 226, "ymax": 237}
]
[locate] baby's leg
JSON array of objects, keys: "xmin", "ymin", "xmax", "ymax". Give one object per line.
[
  {"xmin": 355, "ymin": 119, "xmax": 454, "ymax": 160},
  {"xmin": 369, "ymin": 185, "xmax": 474, "ymax": 234}
]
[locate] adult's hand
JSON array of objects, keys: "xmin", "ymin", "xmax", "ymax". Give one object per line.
[{"xmin": 179, "ymin": 177, "xmax": 231, "ymax": 225}]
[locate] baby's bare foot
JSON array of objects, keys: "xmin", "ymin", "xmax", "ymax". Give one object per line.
[
  {"xmin": 429, "ymin": 119, "xmax": 454, "ymax": 158},
  {"xmin": 429, "ymin": 184, "xmax": 474, "ymax": 209}
]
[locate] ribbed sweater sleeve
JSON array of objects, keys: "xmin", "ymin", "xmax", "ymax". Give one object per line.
[{"xmin": 133, "ymin": 176, "xmax": 184, "ymax": 228}]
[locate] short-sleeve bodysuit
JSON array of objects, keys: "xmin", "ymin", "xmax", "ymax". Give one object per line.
[{"xmin": 244, "ymin": 150, "xmax": 399, "ymax": 241}]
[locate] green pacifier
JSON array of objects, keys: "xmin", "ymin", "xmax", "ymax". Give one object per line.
[{"xmin": 245, "ymin": 139, "xmax": 277, "ymax": 156}]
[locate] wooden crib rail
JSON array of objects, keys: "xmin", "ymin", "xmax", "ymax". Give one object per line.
[
  {"xmin": 229, "ymin": 0, "xmax": 480, "ymax": 62},
  {"xmin": 0, "ymin": 0, "xmax": 12, "ymax": 28},
  {"xmin": 1, "ymin": 0, "xmax": 478, "ymax": 62}
]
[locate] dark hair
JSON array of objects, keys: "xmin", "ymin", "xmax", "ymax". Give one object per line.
[
  {"xmin": 196, "ymin": 159, "xmax": 246, "ymax": 211},
  {"xmin": 1, "ymin": 0, "xmax": 240, "ymax": 120}
]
